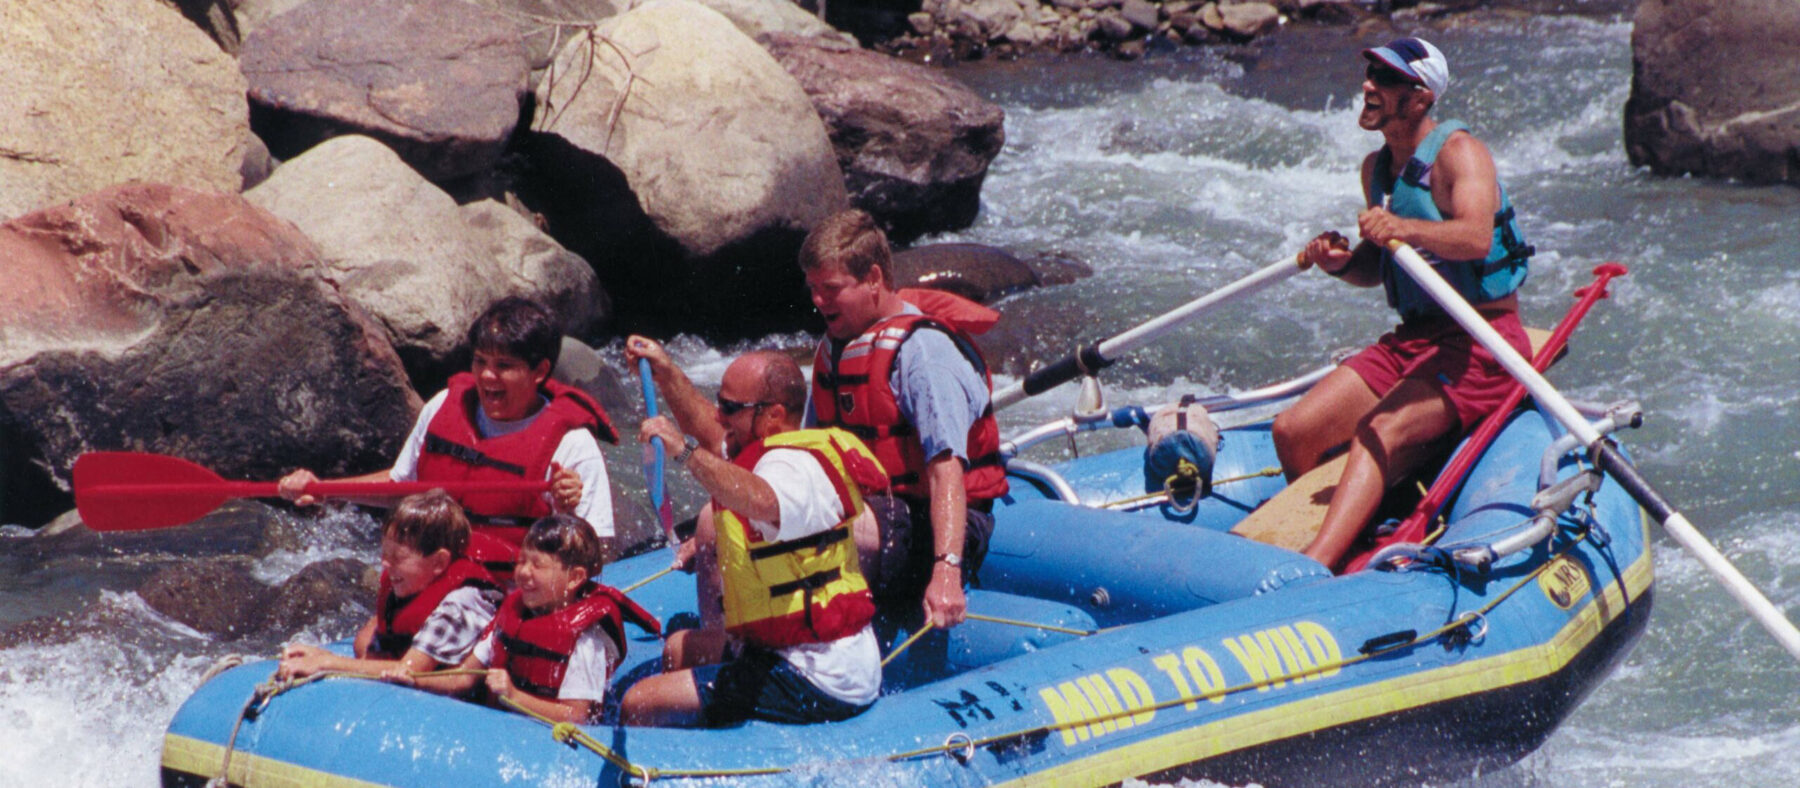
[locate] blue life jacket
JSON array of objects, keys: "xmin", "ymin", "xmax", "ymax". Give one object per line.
[{"xmin": 1365, "ymin": 121, "xmax": 1533, "ymax": 321}]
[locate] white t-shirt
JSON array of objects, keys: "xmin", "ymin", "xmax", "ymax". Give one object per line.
[
  {"xmin": 743, "ymin": 448, "xmax": 882, "ymax": 706},
  {"xmin": 391, "ymin": 389, "xmax": 614, "ymax": 538},
  {"xmin": 472, "ymin": 621, "xmax": 619, "ymax": 703}
]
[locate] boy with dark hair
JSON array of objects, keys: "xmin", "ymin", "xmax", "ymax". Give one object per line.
[
  {"xmin": 278, "ymin": 489, "xmax": 502, "ymax": 679},
  {"xmin": 405, "ymin": 513, "xmax": 660, "ymax": 724},
  {"xmin": 280, "ymin": 297, "xmax": 619, "ymax": 576}
]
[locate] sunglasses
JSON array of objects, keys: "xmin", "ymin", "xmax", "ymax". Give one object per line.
[
  {"xmin": 1366, "ymin": 64, "xmax": 1419, "ymax": 89},
  {"xmin": 717, "ymin": 396, "xmax": 772, "ymax": 416}
]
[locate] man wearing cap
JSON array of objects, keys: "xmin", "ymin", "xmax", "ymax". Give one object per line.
[{"xmin": 1272, "ymin": 37, "xmax": 1536, "ymax": 571}]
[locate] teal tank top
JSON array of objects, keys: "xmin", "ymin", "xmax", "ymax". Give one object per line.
[{"xmin": 1366, "ymin": 121, "xmax": 1533, "ymax": 321}]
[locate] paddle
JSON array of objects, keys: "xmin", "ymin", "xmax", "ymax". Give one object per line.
[
  {"xmin": 1387, "ymin": 241, "xmax": 1800, "ymax": 662},
  {"xmin": 1343, "ymin": 261, "xmax": 1627, "ymax": 573},
  {"xmin": 638, "ymin": 358, "xmax": 675, "ymax": 541},
  {"xmin": 990, "ymin": 252, "xmax": 1307, "ymax": 411},
  {"xmin": 71, "ymin": 452, "xmax": 550, "ymax": 533}
]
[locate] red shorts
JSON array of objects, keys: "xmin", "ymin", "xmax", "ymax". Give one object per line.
[{"xmin": 1341, "ymin": 312, "xmax": 1531, "ymax": 431}]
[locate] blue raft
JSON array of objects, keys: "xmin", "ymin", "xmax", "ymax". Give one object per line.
[{"xmin": 161, "ymin": 392, "xmax": 1652, "ymax": 787}]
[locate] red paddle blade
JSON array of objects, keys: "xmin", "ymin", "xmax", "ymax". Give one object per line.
[{"xmin": 71, "ymin": 452, "xmax": 258, "ymax": 532}]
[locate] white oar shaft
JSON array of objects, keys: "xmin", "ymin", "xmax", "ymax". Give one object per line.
[
  {"xmin": 992, "ymin": 254, "xmax": 1305, "ymax": 411},
  {"xmin": 1387, "ymin": 241, "xmax": 1800, "ymax": 663}
]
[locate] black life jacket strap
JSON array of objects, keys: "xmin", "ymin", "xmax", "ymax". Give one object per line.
[{"xmin": 422, "ymin": 434, "xmax": 527, "ymax": 477}]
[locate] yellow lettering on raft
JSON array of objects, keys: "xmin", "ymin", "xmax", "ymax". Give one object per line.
[
  {"xmin": 1182, "ymin": 646, "xmax": 1227, "ymax": 704},
  {"xmin": 1039, "ymin": 681, "xmax": 1101, "ymax": 745},
  {"xmin": 1105, "ymin": 668, "xmax": 1156, "ymax": 727},
  {"xmin": 1295, "ymin": 621, "xmax": 1342, "ymax": 679},
  {"xmin": 1151, "ymin": 654, "xmax": 1196, "ymax": 711},
  {"xmin": 1074, "ymin": 675, "xmax": 1124, "ymax": 734},
  {"xmin": 1223, "ymin": 630, "xmax": 1289, "ymax": 690}
]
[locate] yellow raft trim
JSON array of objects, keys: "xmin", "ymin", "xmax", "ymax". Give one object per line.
[
  {"xmin": 162, "ymin": 731, "xmax": 392, "ymax": 788},
  {"xmin": 991, "ymin": 510, "xmax": 1656, "ymax": 788}
]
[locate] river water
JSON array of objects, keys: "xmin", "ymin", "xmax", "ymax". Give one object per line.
[{"xmin": 5, "ymin": 10, "xmax": 1799, "ymax": 787}]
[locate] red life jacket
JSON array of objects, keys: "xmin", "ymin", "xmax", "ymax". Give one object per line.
[
  {"xmin": 415, "ymin": 373, "xmax": 618, "ymax": 573},
  {"xmin": 370, "ymin": 557, "xmax": 500, "ymax": 660},
  {"xmin": 487, "ymin": 582, "xmax": 661, "ymax": 702},
  {"xmin": 714, "ymin": 429, "xmax": 886, "ymax": 649},
  {"xmin": 810, "ymin": 303, "xmax": 1008, "ymax": 501}
]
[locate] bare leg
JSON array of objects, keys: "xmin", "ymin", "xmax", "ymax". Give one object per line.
[
  {"xmin": 693, "ymin": 503, "xmax": 724, "ymax": 632},
  {"xmin": 661, "ymin": 628, "xmax": 729, "ymax": 673},
  {"xmin": 620, "ymin": 669, "xmax": 705, "ymax": 727},
  {"xmin": 1302, "ymin": 379, "xmax": 1459, "ymax": 569},
  {"xmin": 1272, "ymin": 366, "xmax": 1380, "ymax": 480}
]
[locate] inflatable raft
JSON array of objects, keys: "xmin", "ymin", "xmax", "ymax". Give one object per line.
[{"xmin": 161, "ymin": 373, "xmax": 1652, "ymax": 788}]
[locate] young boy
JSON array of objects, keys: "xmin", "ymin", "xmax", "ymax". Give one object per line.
[
  {"xmin": 405, "ymin": 513, "xmax": 660, "ymax": 723},
  {"xmin": 278, "ymin": 489, "xmax": 502, "ymax": 679}
]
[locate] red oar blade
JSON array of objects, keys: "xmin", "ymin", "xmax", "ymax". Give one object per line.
[{"xmin": 72, "ymin": 452, "xmax": 268, "ymax": 532}]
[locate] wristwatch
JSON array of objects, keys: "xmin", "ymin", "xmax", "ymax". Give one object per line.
[
  {"xmin": 934, "ymin": 552, "xmax": 962, "ymax": 568},
  {"xmin": 674, "ymin": 435, "xmax": 699, "ymax": 464}
]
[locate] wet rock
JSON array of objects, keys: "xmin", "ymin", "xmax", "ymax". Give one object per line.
[
  {"xmin": 138, "ymin": 558, "xmax": 274, "ymax": 639},
  {"xmin": 0, "ymin": 183, "xmax": 420, "ymax": 517},
  {"xmin": 762, "ymin": 33, "xmax": 1006, "ymax": 244},
  {"xmin": 0, "ymin": 0, "xmax": 249, "ymax": 222},
  {"xmin": 1624, "ymin": 0, "xmax": 1800, "ymax": 184},
  {"xmin": 241, "ymin": 0, "xmax": 531, "ymax": 182},
  {"xmin": 246, "ymin": 135, "xmax": 600, "ymax": 388},
  {"xmin": 1120, "ymin": 0, "xmax": 1160, "ymax": 30},
  {"xmin": 892, "ymin": 243, "xmax": 1041, "ymax": 303},
  {"xmin": 254, "ymin": 558, "xmax": 377, "ymax": 636},
  {"xmin": 525, "ymin": 0, "xmax": 847, "ymax": 337}
]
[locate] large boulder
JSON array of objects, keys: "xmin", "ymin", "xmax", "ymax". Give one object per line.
[
  {"xmin": 762, "ymin": 33, "xmax": 1005, "ymax": 243},
  {"xmin": 241, "ymin": 0, "xmax": 532, "ymax": 182},
  {"xmin": 466, "ymin": 0, "xmax": 851, "ymax": 74},
  {"xmin": 0, "ymin": 0, "xmax": 250, "ymax": 223},
  {"xmin": 1624, "ymin": 0, "xmax": 1800, "ymax": 184},
  {"xmin": 526, "ymin": 0, "xmax": 848, "ymax": 336},
  {"xmin": 245, "ymin": 135, "xmax": 600, "ymax": 387},
  {"xmin": 0, "ymin": 183, "xmax": 420, "ymax": 526}
]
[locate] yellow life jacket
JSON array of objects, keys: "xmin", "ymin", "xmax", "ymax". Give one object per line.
[{"xmin": 715, "ymin": 428, "xmax": 887, "ymax": 649}]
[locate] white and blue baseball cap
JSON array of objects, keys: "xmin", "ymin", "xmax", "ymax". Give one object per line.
[{"xmin": 1363, "ymin": 37, "xmax": 1449, "ymax": 98}]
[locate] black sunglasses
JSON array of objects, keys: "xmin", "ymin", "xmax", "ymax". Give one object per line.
[
  {"xmin": 1365, "ymin": 64, "xmax": 1418, "ymax": 89},
  {"xmin": 716, "ymin": 396, "xmax": 772, "ymax": 416}
]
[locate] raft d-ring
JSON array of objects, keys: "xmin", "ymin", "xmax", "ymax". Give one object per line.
[
  {"xmin": 619, "ymin": 766, "xmax": 655, "ymax": 788},
  {"xmin": 1458, "ymin": 612, "xmax": 1489, "ymax": 645},
  {"xmin": 945, "ymin": 732, "xmax": 976, "ymax": 765}
]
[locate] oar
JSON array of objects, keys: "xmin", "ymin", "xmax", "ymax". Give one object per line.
[
  {"xmin": 71, "ymin": 452, "xmax": 550, "ymax": 533},
  {"xmin": 1387, "ymin": 240, "xmax": 1800, "ymax": 662},
  {"xmin": 1344, "ymin": 261, "xmax": 1627, "ymax": 573},
  {"xmin": 991, "ymin": 252, "xmax": 1307, "ymax": 411},
  {"xmin": 638, "ymin": 358, "xmax": 674, "ymax": 541}
]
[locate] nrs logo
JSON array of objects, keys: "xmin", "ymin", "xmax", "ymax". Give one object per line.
[{"xmin": 1538, "ymin": 556, "xmax": 1591, "ymax": 610}]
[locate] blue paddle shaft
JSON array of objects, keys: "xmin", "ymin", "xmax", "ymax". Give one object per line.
[{"xmin": 638, "ymin": 359, "xmax": 672, "ymax": 536}]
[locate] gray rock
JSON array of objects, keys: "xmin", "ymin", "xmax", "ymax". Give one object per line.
[
  {"xmin": 0, "ymin": 0, "xmax": 248, "ymax": 223},
  {"xmin": 527, "ymin": 0, "xmax": 847, "ymax": 336},
  {"xmin": 254, "ymin": 558, "xmax": 377, "ymax": 636},
  {"xmin": 241, "ymin": 0, "xmax": 531, "ymax": 181},
  {"xmin": 0, "ymin": 183, "xmax": 420, "ymax": 513},
  {"xmin": 161, "ymin": 0, "xmax": 241, "ymax": 52},
  {"xmin": 1217, "ymin": 1, "xmax": 1280, "ymax": 39},
  {"xmin": 1624, "ymin": 0, "xmax": 1800, "ymax": 184},
  {"xmin": 245, "ymin": 136, "xmax": 599, "ymax": 386},
  {"xmin": 1096, "ymin": 9, "xmax": 1136, "ymax": 39},
  {"xmin": 762, "ymin": 34, "xmax": 1006, "ymax": 244},
  {"xmin": 1121, "ymin": 0, "xmax": 1161, "ymax": 31}
]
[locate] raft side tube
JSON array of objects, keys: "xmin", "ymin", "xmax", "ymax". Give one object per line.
[{"xmin": 983, "ymin": 501, "xmax": 1332, "ymax": 627}]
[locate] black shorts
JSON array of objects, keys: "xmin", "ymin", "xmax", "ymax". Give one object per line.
[
  {"xmin": 862, "ymin": 493, "xmax": 994, "ymax": 611},
  {"xmin": 692, "ymin": 647, "xmax": 872, "ymax": 727}
]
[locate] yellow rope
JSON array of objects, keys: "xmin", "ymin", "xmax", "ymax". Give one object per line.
[
  {"xmin": 621, "ymin": 565, "xmax": 676, "ymax": 594},
  {"xmin": 965, "ymin": 612, "xmax": 1096, "ymax": 637},
  {"xmin": 880, "ymin": 622, "xmax": 936, "ymax": 667},
  {"xmin": 1098, "ymin": 467, "xmax": 1283, "ymax": 510}
]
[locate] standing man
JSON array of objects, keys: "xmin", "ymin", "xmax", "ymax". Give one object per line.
[
  {"xmin": 799, "ymin": 209, "xmax": 1006, "ymax": 630},
  {"xmin": 621, "ymin": 351, "xmax": 885, "ymax": 727},
  {"xmin": 1273, "ymin": 38, "xmax": 1535, "ymax": 571},
  {"xmin": 281, "ymin": 297, "xmax": 619, "ymax": 573}
]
